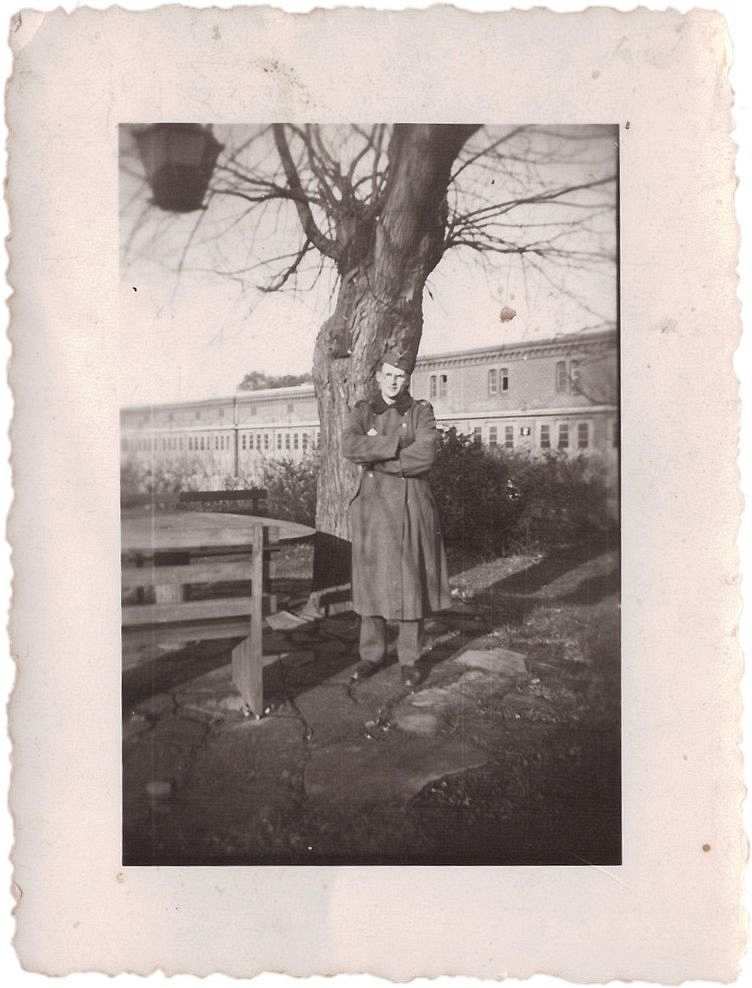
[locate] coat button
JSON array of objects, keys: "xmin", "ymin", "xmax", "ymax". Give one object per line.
[{"xmin": 401, "ymin": 422, "xmax": 407, "ymax": 429}]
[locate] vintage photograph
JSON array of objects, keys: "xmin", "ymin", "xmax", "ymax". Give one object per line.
[{"xmin": 119, "ymin": 122, "xmax": 620, "ymax": 866}]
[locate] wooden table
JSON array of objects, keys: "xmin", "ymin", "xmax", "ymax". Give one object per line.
[
  {"xmin": 121, "ymin": 509, "xmax": 314, "ymax": 553},
  {"xmin": 121, "ymin": 510, "xmax": 314, "ymax": 716}
]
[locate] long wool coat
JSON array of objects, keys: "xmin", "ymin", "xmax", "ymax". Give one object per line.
[{"xmin": 342, "ymin": 392, "xmax": 451, "ymax": 621}]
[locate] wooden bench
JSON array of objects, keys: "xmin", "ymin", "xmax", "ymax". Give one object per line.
[{"xmin": 121, "ymin": 512, "xmax": 281, "ymax": 717}]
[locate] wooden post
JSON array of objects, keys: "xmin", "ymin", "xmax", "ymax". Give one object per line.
[
  {"xmin": 263, "ymin": 526, "xmax": 280, "ymax": 615},
  {"xmin": 154, "ymin": 553, "xmax": 186, "ymax": 605},
  {"xmin": 231, "ymin": 522, "xmax": 264, "ymax": 716}
]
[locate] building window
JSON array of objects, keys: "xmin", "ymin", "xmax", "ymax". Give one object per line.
[
  {"xmin": 504, "ymin": 425, "xmax": 514, "ymax": 449},
  {"xmin": 242, "ymin": 434, "xmax": 247, "ymax": 450},
  {"xmin": 287, "ymin": 403, "xmax": 294, "ymax": 414},
  {"xmin": 256, "ymin": 434, "xmax": 262, "ymax": 450},
  {"xmin": 488, "ymin": 425, "xmax": 498, "ymax": 446},
  {"xmin": 249, "ymin": 404, "xmax": 257, "ymax": 416},
  {"xmin": 277, "ymin": 434, "xmax": 282, "ymax": 450},
  {"xmin": 555, "ymin": 361, "xmax": 567, "ymax": 393},
  {"xmin": 540, "ymin": 424, "xmax": 551, "ymax": 449},
  {"xmin": 302, "ymin": 433, "xmax": 309, "ymax": 451},
  {"xmin": 558, "ymin": 423, "xmax": 569, "ymax": 450},
  {"xmin": 488, "ymin": 369, "xmax": 498, "ymax": 395},
  {"xmin": 570, "ymin": 360, "xmax": 581, "ymax": 393},
  {"xmin": 214, "ymin": 436, "xmax": 219, "ymax": 450},
  {"xmin": 285, "ymin": 433, "xmax": 291, "ymax": 450},
  {"xmin": 439, "ymin": 374, "xmax": 448, "ymax": 398},
  {"xmin": 293, "ymin": 433, "xmax": 299, "ymax": 450},
  {"xmin": 316, "ymin": 431, "xmax": 320, "ymax": 449},
  {"xmin": 577, "ymin": 422, "xmax": 589, "ymax": 449},
  {"xmin": 429, "ymin": 375, "xmax": 437, "ymax": 398},
  {"xmin": 473, "ymin": 426, "xmax": 482, "ymax": 445},
  {"xmin": 264, "ymin": 433, "xmax": 269, "ymax": 450},
  {"xmin": 501, "ymin": 367, "xmax": 509, "ymax": 392},
  {"xmin": 219, "ymin": 408, "xmax": 224, "ymax": 419},
  {"xmin": 195, "ymin": 409, "xmax": 201, "ymax": 420}
]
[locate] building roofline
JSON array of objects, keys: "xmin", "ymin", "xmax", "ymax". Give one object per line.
[
  {"xmin": 122, "ymin": 383, "xmax": 315, "ymax": 414},
  {"xmin": 121, "ymin": 329, "xmax": 617, "ymax": 414},
  {"xmin": 415, "ymin": 328, "xmax": 617, "ymax": 366}
]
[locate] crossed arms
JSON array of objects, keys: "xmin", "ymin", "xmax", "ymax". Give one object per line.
[{"xmin": 342, "ymin": 401, "xmax": 440, "ymax": 478}]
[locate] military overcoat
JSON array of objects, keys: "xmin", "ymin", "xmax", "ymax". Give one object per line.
[{"xmin": 342, "ymin": 392, "xmax": 451, "ymax": 621}]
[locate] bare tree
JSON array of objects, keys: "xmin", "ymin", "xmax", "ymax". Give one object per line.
[{"xmin": 121, "ymin": 123, "xmax": 617, "ymax": 560}]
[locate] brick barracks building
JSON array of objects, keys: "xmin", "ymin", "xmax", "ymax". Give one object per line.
[{"xmin": 121, "ymin": 329, "xmax": 618, "ymax": 483}]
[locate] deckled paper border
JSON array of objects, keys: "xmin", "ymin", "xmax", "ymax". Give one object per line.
[{"xmin": 6, "ymin": 4, "xmax": 744, "ymax": 979}]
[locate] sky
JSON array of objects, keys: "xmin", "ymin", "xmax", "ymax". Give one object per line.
[{"xmin": 119, "ymin": 124, "xmax": 617, "ymax": 406}]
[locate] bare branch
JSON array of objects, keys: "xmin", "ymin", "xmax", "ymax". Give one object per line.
[
  {"xmin": 272, "ymin": 124, "xmax": 342, "ymax": 261},
  {"xmin": 259, "ymin": 239, "xmax": 313, "ymax": 293},
  {"xmin": 450, "ymin": 126, "xmax": 528, "ymax": 181}
]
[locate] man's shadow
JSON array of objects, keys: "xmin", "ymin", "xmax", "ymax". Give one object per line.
[{"xmin": 123, "ymin": 535, "xmax": 618, "ymax": 712}]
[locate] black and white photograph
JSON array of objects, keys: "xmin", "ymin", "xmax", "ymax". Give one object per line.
[
  {"xmin": 119, "ymin": 122, "xmax": 620, "ymax": 866},
  {"xmin": 7, "ymin": 2, "xmax": 746, "ymax": 978}
]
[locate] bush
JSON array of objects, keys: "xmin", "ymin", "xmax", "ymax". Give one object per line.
[
  {"xmin": 260, "ymin": 455, "xmax": 318, "ymax": 528},
  {"xmin": 430, "ymin": 429, "xmax": 523, "ymax": 554},
  {"xmin": 120, "ymin": 459, "xmax": 237, "ymax": 506},
  {"xmin": 510, "ymin": 448, "xmax": 615, "ymax": 548},
  {"xmin": 120, "ymin": 456, "xmax": 319, "ymax": 527},
  {"xmin": 121, "ymin": 432, "xmax": 615, "ymax": 553},
  {"xmin": 430, "ymin": 428, "xmax": 615, "ymax": 554}
]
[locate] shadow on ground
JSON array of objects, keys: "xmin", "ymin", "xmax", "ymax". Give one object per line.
[{"xmin": 122, "ymin": 539, "xmax": 621, "ymax": 866}]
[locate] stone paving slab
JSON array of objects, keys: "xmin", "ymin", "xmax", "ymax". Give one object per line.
[
  {"xmin": 292, "ymin": 683, "xmax": 381, "ymax": 748},
  {"xmin": 456, "ymin": 645, "xmax": 528, "ymax": 677},
  {"xmin": 403, "ymin": 669, "xmax": 486, "ymax": 709},
  {"xmin": 391, "ymin": 709, "xmax": 441, "ymax": 736},
  {"xmin": 135, "ymin": 692, "xmax": 175, "ymax": 719},
  {"xmin": 304, "ymin": 733, "xmax": 487, "ymax": 804}
]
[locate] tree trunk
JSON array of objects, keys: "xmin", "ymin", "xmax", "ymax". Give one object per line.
[{"xmin": 310, "ymin": 125, "xmax": 478, "ymax": 590}]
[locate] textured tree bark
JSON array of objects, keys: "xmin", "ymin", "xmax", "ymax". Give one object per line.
[{"xmin": 311, "ymin": 125, "xmax": 479, "ymax": 568}]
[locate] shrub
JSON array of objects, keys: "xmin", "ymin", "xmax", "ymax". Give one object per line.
[
  {"xmin": 121, "ymin": 431, "xmax": 615, "ymax": 553},
  {"xmin": 431, "ymin": 428, "xmax": 615, "ymax": 554},
  {"xmin": 430, "ymin": 428, "xmax": 524, "ymax": 554},
  {"xmin": 509, "ymin": 449, "xmax": 615, "ymax": 548},
  {"xmin": 260, "ymin": 455, "xmax": 319, "ymax": 528}
]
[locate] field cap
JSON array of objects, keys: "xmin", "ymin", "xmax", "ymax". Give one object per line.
[{"xmin": 380, "ymin": 346, "xmax": 415, "ymax": 374}]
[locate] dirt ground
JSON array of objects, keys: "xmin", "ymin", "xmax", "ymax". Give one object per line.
[{"xmin": 122, "ymin": 540, "xmax": 620, "ymax": 865}]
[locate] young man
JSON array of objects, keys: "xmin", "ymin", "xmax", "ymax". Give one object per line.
[{"xmin": 342, "ymin": 347, "xmax": 451, "ymax": 688}]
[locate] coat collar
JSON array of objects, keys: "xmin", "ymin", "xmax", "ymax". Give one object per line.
[{"xmin": 370, "ymin": 391, "xmax": 414, "ymax": 415}]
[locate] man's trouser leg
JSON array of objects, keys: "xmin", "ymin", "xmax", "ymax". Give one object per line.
[
  {"xmin": 397, "ymin": 620, "xmax": 423, "ymax": 666},
  {"xmin": 359, "ymin": 615, "xmax": 387, "ymax": 665}
]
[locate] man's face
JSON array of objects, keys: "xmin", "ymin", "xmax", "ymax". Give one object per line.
[{"xmin": 376, "ymin": 361, "xmax": 408, "ymax": 402}]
